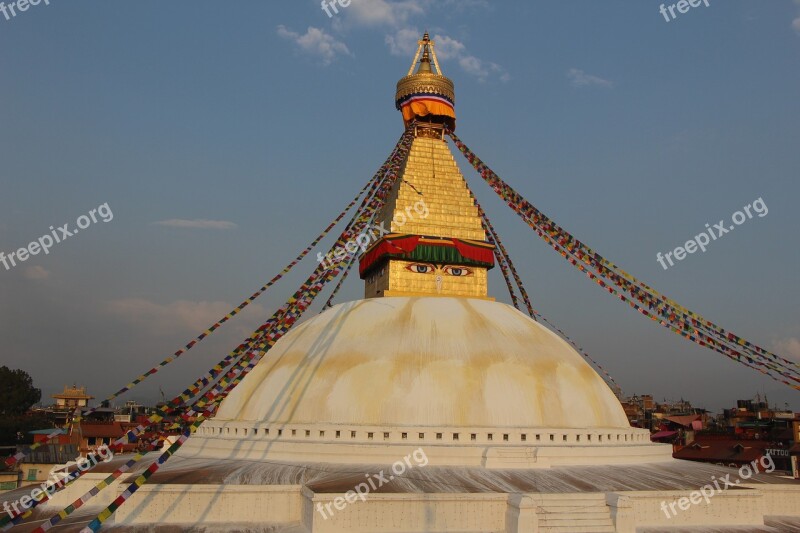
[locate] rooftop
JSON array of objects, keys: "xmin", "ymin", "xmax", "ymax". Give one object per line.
[{"xmin": 52, "ymin": 384, "xmax": 94, "ymax": 400}]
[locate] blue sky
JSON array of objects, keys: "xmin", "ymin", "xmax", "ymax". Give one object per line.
[{"xmin": 1, "ymin": 1, "xmax": 799, "ymax": 412}]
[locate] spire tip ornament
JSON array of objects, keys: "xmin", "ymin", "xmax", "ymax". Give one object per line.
[{"xmin": 395, "ymin": 32, "xmax": 456, "ymax": 130}]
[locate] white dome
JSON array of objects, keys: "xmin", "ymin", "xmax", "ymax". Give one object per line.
[{"xmin": 215, "ymin": 297, "xmax": 629, "ymax": 429}]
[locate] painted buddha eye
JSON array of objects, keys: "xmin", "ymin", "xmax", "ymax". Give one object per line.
[
  {"xmin": 443, "ymin": 265, "xmax": 472, "ymax": 277},
  {"xmin": 406, "ymin": 262, "xmax": 435, "ymax": 274}
]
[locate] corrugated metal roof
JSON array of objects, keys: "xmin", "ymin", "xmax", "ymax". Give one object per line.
[{"xmin": 665, "ymin": 414, "xmax": 701, "ymax": 428}]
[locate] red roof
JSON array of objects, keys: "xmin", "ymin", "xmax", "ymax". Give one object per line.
[
  {"xmin": 674, "ymin": 439, "xmax": 769, "ymax": 463},
  {"xmin": 665, "ymin": 415, "xmax": 701, "ymax": 428},
  {"xmin": 651, "ymin": 430, "xmax": 679, "ymax": 440},
  {"xmin": 77, "ymin": 422, "xmax": 128, "ymax": 438}
]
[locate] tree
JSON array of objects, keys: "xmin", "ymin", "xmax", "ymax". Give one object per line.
[
  {"xmin": 0, "ymin": 366, "xmax": 41, "ymax": 416},
  {"xmin": 0, "ymin": 367, "xmax": 47, "ymax": 447}
]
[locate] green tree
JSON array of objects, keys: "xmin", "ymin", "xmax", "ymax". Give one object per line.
[
  {"xmin": 0, "ymin": 367, "xmax": 49, "ymax": 448},
  {"xmin": 0, "ymin": 366, "xmax": 41, "ymax": 416},
  {"xmin": 0, "ymin": 412, "xmax": 51, "ymax": 447}
]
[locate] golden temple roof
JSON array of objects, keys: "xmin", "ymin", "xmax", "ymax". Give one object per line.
[{"xmin": 52, "ymin": 384, "xmax": 94, "ymax": 399}]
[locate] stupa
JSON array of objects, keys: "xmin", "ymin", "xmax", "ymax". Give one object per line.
[
  {"xmin": 22, "ymin": 32, "xmax": 800, "ymax": 533},
  {"xmin": 180, "ymin": 32, "xmax": 661, "ymax": 469}
]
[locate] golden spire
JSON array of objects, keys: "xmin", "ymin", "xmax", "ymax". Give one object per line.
[
  {"xmin": 417, "ymin": 48, "xmax": 433, "ymax": 74},
  {"xmin": 360, "ymin": 34, "xmax": 494, "ymax": 300}
]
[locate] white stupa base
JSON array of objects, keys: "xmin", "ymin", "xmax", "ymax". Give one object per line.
[
  {"xmin": 42, "ymin": 476, "xmax": 800, "ymax": 532},
  {"xmin": 24, "ymin": 454, "xmax": 800, "ymax": 532},
  {"xmin": 181, "ymin": 421, "xmax": 672, "ymax": 468}
]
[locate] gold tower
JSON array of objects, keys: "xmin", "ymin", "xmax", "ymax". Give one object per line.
[{"xmin": 359, "ymin": 33, "xmax": 495, "ymax": 299}]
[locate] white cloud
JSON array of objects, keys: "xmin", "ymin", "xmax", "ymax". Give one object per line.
[
  {"xmin": 430, "ymin": 34, "xmax": 466, "ymax": 61},
  {"xmin": 774, "ymin": 338, "xmax": 800, "ymax": 362},
  {"xmin": 385, "ymin": 27, "xmax": 421, "ymax": 57},
  {"xmin": 316, "ymin": 1, "xmax": 506, "ymax": 82},
  {"xmin": 344, "ymin": 0, "xmax": 425, "ymax": 28},
  {"xmin": 438, "ymin": 0, "xmax": 490, "ymax": 12},
  {"xmin": 108, "ymin": 298, "xmax": 265, "ymax": 336},
  {"xmin": 341, "ymin": 0, "xmax": 487, "ymax": 27},
  {"xmin": 457, "ymin": 54, "xmax": 510, "ymax": 83},
  {"xmin": 793, "ymin": 0, "xmax": 800, "ymax": 33},
  {"xmin": 23, "ymin": 266, "xmax": 50, "ymax": 280},
  {"xmin": 277, "ymin": 25, "xmax": 351, "ymax": 65},
  {"xmin": 153, "ymin": 219, "xmax": 237, "ymax": 230},
  {"xmin": 384, "ymin": 28, "xmax": 509, "ymax": 83},
  {"xmin": 567, "ymin": 68, "xmax": 614, "ymax": 89}
]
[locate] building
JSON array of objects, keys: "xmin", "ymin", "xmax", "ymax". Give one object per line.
[
  {"xmin": 42, "ymin": 385, "xmax": 96, "ymax": 428},
  {"xmin": 0, "ymin": 430, "xmax": 78, "ymax": 493},
  {"xmin": 622, "ymin": 393, "xmax": 707, "ymax": 432},
  {"xmin": 674, "ymin": 437, "xmax": 791, "ymax": 471},
  {"xmin": 51, "ymin": 385, "xmax": 94, "ymax": 409},
  {"xmin": 24, "ymin": 32, "xmax": 800, "ymax": 532},
  {"xmin": 722, "ymin": 396, "xmax": 796, "ymax": 439},
  {"xmin": 74, "ymin": 421, "xmax": 136, "ymax": 454}
]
